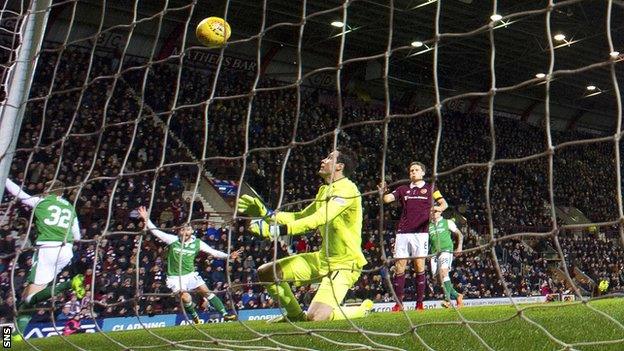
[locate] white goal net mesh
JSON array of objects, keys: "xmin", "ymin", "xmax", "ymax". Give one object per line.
[{"xmin": 2, "ymin": 0, "xmax": 624, "ymax": 350}]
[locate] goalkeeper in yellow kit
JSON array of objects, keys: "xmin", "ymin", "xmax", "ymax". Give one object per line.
[{"xmin": 238, "ymin": 148, "xmax": 372, "ymax": 322}]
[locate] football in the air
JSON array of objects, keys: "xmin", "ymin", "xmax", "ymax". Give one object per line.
[
  {"xmin": 598, "ymin": 279, "xmax": 609, "ymax": 292},
  {"xmin": 196, "ymin": 17, "xmax": 231, "ymax": 47}
]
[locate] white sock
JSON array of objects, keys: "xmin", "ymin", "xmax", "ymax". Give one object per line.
[{"xmin": 25, "ymin": 294, "xmax": 35, "ymax": 305}]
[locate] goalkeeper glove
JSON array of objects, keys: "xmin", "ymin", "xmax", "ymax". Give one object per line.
[
  {"xmin": 237, "ymin": 195, "xmax": 273, "ymax": 218},
  {"xmin": 249, "ymin": 219, "xmax": 285, "ymax": 239}
]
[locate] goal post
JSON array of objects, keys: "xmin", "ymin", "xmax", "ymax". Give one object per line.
[{"xmin": 0, "ymin": 0, "xmax": 52, "ymax": 196}]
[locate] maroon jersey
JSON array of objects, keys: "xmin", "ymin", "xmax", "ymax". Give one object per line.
[{"xmin": 392, "ymin": 182, "xmax": 443, "ymax": 234}]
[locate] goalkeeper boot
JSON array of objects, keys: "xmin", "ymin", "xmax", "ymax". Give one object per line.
[
  {"xmin": 71, "ymin": 274, "xmax": 86, "ymax": 299},
  {"xmin": 416, "ymin": 301, "xmax": 424, "ymax": 311},
  {"xmin": 391, "ymin": 303, "xmax": 402, "ymax": 312},
  {"xmin": 362, "ymin": 299, "xmax": 374, "ymax": 317},
  {"xmin": 267, "ymin": 311, "xmax": 306, "ymax": 324},
  {"xmin": 13, "ymin": 334, "xmax": 24, "ymax": 343},
  {"xmin": 441, "ymin": 300, "xmax": 451, "ymax": 309},
  {"xmin": 223, "ymin": 312, "xmax": 238, "ymax": 321},
  {"xmin": 192, "ymin": 315, "xmax": 201, "ymax": 324},
  {"xmin": 456, "ymin": 293, "xmax": 464, "ymax": 309}
]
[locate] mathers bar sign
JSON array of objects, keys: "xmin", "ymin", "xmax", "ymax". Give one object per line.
[{"xmin": 171, "ymin": 47, "xmax": 257, "ymax": 72}]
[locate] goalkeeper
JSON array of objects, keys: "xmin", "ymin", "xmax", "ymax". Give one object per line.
[{"xmin": 238, "ymin": 148, "xmax": 372, "ymax": 322}]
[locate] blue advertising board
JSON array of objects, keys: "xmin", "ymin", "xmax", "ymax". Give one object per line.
[
  {"xmin": 24, "ymin": 319, "xmax": 102, "ymax": 339},
  {"xmin": 175, "ymin": 311, "xmax": 224, "ymax": 325},
  {"xmin": 237, "ymin": 308, "xmax": 284, "ymax": 321},
  {"xmin": 21, "ymin": 308, "xmax": 288, "ymax": 339},
  {"xmin": 101, "ymin": 314, "xmax": 177, "ymax": 332},
  {"xmin": 211, "ymin": 179, "xmax": 238, "ymax": 197}
]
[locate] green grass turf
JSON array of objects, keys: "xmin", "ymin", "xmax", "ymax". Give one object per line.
[{"xmin": 12, "ymin": 298, "xmax": 624, "ymax": 351}]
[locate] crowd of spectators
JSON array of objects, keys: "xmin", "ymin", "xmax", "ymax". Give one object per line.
[
  {"xmin": 560, "ymin": 232, "xmax": 624, "ymax": 293},
  {"xmin": 0, "ymin": 44, "xmax": 623, "ymax": 326}
]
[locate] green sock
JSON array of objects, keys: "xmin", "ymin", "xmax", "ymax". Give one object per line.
[
  {"xmin": 28, "ymin": 281, "xmax": 72, "ymax": 305},
  {"xmin": 443, "ymin": 280, "xmax": 459, "ymax": 300},
  {"xmin": 14, "ymin": 303, "xmax": 33, "ymax": 335},
  {"xmin": 450, "ymin": 286, "xmax": 459, "ymax": 299},
  {"xmin": 184, "ymin": 301, "xmax": 198, "ymax": 318},
  {"xmin": 208, "ymin": 294, "xmax": 227, "ymax": 315},
  {"xmin": 266, "ymin": 281, "xmax": 303, "ymax": 319}
]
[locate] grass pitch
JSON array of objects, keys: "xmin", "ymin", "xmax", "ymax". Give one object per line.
[{"xmin": 13, "ymin": 298, "xmax": 624, "ymax": 351}]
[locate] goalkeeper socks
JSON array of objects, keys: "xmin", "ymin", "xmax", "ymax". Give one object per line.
[
  {"xmin": 207, "ymin": 293, "xmax": 227, "ymax": 315},
  {"xmin": 183, "ymin": 301, "xmax": 198, "ymax": 318},
  {"xmin": 416, "ymin": 272, "xmax": 426, "ymax": 303},
  {"xmin": 266, "ymin": 281, "xmax": 303, "ymax": 318},
  {"xmin": 331, "ymin": 299, "xmax": 373, "ymax": 321},
  {"xmin": 26, "ymin": 280, "xmax": 72, "ymax": 305},
  {"xmin": 393, "ymin": 274, "xmax": 406, "ymax": 303},
  {"xmin": 331, "ymin": 306, "xmax": 365, "ymax": 320}
]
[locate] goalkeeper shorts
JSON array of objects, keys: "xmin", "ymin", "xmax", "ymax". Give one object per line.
[{"xmin": 279, "ymin": 252, "xmax": 361, "ymax": 309}]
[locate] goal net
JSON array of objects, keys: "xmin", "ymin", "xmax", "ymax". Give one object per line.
[{"xmin": 2, "ymin": 0, "xmax": 624, "ymax": 350}]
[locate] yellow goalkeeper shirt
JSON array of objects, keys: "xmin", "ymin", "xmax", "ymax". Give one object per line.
[{"xmin": 275, "ymin": 177, "xmax": 367, "ymax": 269}]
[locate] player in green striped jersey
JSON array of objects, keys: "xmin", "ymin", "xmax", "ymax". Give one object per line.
[
  {"xmin": 4, "ymin": 178, "xmax": 85, "ymax": 339},
  {"xmin": 138, "ymin": 206, "xmax": 240, "ymax": 323},
  {"xmin": 429, "ymin": 211, "xmax": 464, "ymax": 308}
]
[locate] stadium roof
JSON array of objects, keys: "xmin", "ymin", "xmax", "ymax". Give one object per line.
[
  {"xmin": 147, "ymin": 0, "xmax": 624, "ymax": 131},
  {"xmin": 49, "ymin": 0, "xmax": 624, "ymax": 131}
]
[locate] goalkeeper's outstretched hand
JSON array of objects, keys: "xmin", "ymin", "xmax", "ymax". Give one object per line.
[
  {"xmin": 249, "ymin": 219, "xmax": 282, "ymax": 239},
  {"xmin": 237, "ymin": 195, "xmax": 271, "ymax": 217}
]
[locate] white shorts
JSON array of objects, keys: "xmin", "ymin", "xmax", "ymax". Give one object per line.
[
  {"xmin": 166, "ymin": 272, "xmax": 206, "ymax": 293},
  {"xmin": 394, "ymin": 233, "xmax": 428, "ymax": 259},
  {"xmin": 431, "ymin": 252, "xmax": 453, "ymax": 276},
  {"xmin": 29, "ymin": 243, "xmax": 73, "ymax": 285}
]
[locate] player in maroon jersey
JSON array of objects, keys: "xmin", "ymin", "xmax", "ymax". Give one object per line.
[{"xmin": 379, "ymin": 161, "xmax": 447, "ymax": 311}]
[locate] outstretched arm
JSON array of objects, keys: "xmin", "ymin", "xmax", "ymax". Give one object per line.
[
  {"xmin": 199, "ymin": 241, "xmax": 235, "ymax": 259},
  {"xmin": 145, "ymin": 219, "xmax": 178, "ymax": 245},
  {"xmin": 71, "ymin": 218, "xmax": 81, "ymax": 241},
  {"xmin": 274, "ymin": 200, "xmax": 317, "ymax": 224},
  {"xmin": 5, "ymin": 179, "xmax": 42, "ymax": 208},
  {"xmin": 237, "ymin": 194, "xmax": 322, "ymax": 223},
  {"xmin": 286, "ymin": 194, "xmax": 353, "ymax": 235},
  {"xmin": 137, "ymin": 206, "xmax": 177, "ymax": 245},
  {"xmin": 248, "ymin": 193, "xmax": 354, "ymax": 239}
]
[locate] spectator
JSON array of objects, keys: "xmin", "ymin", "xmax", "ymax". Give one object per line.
[
  {"xmin": 241, "ymin": 289, "xmax": 256, "ymax": 308},
  {"xmin": 56, "ymin": 304, "xmax": 73, "ymax": 322},
  {"xmin": 63, "ymin": 314, "xmax": 84, "ymax": 336}
]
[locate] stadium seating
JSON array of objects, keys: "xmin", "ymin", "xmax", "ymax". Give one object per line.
[{"xmin": 1, "ymin": 47, "xmax": 622, "ymax": 324}]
